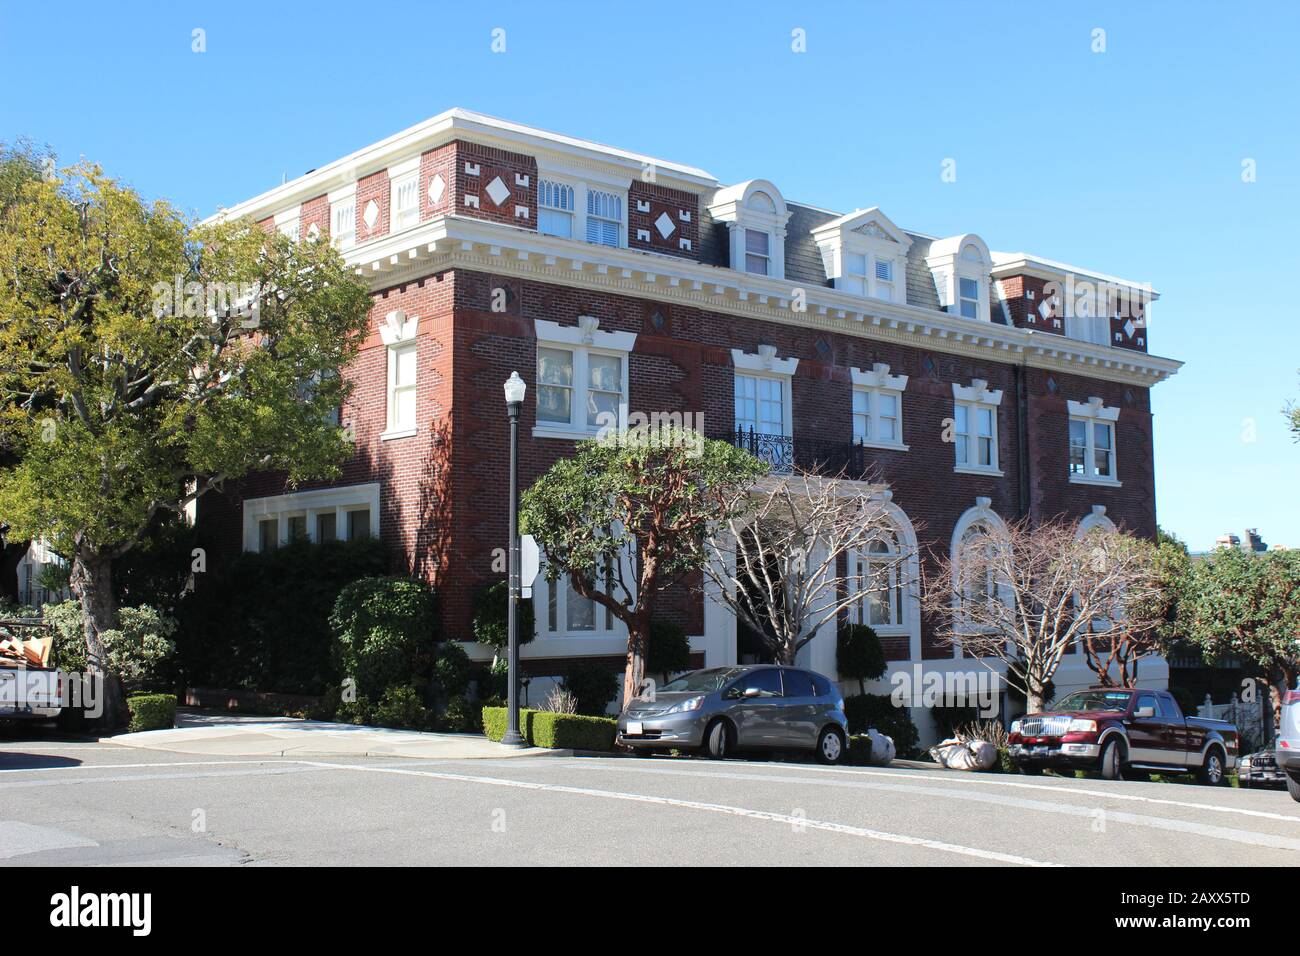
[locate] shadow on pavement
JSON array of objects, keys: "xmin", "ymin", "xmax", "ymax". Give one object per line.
[{"xmin": 0, "ymin": 751, "xmax": 83, "ymax": 770}]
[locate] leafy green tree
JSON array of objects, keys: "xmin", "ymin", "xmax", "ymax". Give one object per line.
[
  {"xmin": 0, "ymin": 160, "xmax": 371, "ymax": 725},
  {"xmin": 521, "ymin": 426, "xmax": 765, "ymax": 706},
  {"xmin": 329, "ymin": 577, "xmax": 438, "ymax": 701},
  {"xmin": 836, "ymin": 622, "xmax": 886, "ymax": 695},
  {"xmin": 1181, "ymin": 547, "xmax": 1300, "ymax": 714}
]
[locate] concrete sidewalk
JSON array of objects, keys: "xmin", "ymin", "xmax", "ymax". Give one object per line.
[{"xmin": 101, "ymin": 710, "xmax": 558, "ymax": 759}]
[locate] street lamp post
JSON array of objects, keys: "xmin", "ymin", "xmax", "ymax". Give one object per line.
[{"xmin": 501, "ymin": 371, "xmax": 528, "ymax": 748}]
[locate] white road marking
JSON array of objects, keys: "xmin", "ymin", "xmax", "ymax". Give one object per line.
[
  {"xmin": 565, "ymin": 759, "xmax": 1300, "ymax": 825},
  {"xmin": 298, "ymin": 760, "xmax": 1060, "ymax": 866},
  {"xmin": 0, "ymin": 764, "xmax": 314, "ymax": 790},
  {"xmin": 556, "ymin": 760, "xmax": 1300, "ymax": 854}
]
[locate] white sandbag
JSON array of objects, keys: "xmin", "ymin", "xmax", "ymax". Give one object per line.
[
  {"xmin": 865, "ymin": 728, "xmax": 895, "ymax": 766},
  {"xmin": 968, "ymin": 740, "xmax": 998, "ymax": 770},
  {"xmin": 929, "ymin": 738, "xmax": 966, "ymax": 767},
  {"xmin": 930, "ymin": 737, "xmax": 999, "ymax": 771}
]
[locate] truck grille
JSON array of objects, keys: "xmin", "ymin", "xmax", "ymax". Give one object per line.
[{"xmin": 1019, "ymin": 715, "xmax": 1074, "ymax": 737}]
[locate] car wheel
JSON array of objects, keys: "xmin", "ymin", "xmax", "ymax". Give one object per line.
[
  {"xmin": 701, "ymin": 719, "xmax": 732, "ymax": 760},
  {"xmin": 1196, "ymin": 747, "xmax": 1227, "ymax": 786},
  {"xmin": 1099, "ymin": 738, "xmax": 1125, "ymax": 781},
  {"xmin": 816, "ymin": 727, "xmax": 846, "ymax": 765},
  {"xmin": 1286, "ymin": 773, "xmax": 1300, "ymax": 803}
]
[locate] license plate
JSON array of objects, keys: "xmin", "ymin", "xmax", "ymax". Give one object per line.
[
  {"xmin": 1032, "ymin": 746, "xmax": 1050, "ymax": 757},
  {"xmin": 626, "ymin": 721, "xmax": 643, "ymax": 736}
]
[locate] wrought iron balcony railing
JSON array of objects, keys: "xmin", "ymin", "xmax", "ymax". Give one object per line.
[{"xmin": 715, "ymin": 429, "xmax": 876, "ymax": 481}]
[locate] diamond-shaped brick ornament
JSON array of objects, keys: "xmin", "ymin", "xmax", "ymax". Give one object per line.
[
  {"xmin": 485, "ymin": 176, "xmax": 510, "ymax": 207},
  {"xmin": 428, "ymin": 173, "xmax": 445, "ymax": 204},
  {"xmin": 363, "ymin": 200, "xmax": 379, "ymax": 229},
  {"xmin": 1123, "ymin": 319, "xmax": 1136, "ymax": 339},
  {"xmin": 654, "ymin": 211, "xmax": 675, "ymax": 239}
]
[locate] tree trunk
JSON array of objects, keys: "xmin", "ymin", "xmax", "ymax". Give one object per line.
[
  {"xmin": 1026, "ymin": 681, "xmax": 1046, "ymax": 715},
  {"xmin": 69, "ymin": 552, "xmax": 126, "ymax": 728},
  {"xmin": 622, "ymin": 613, "xmax": 649, "ymax": 708}
]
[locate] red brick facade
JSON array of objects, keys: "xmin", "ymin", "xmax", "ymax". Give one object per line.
[{"xmin": 199, "ymin": 266, "xmax": 1158, "ymax": 665}]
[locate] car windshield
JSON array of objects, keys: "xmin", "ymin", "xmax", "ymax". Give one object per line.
[
  {"xmin": 660, "ymin": 668, "xmax": 744, "ymax": 693},
  {"xmin": 1054, "ymin": 690, "xmax": 1133, "ymax": 712}
]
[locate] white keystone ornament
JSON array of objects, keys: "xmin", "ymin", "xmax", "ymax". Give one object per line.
[{"xmin": 485, "ymin": 176, "xmax": 511, "ymax": 207}]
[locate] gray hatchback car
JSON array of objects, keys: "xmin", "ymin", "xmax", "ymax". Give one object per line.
[{"xmin": 616, "ymin": 665, "xmax": 849, "ymax": 764}]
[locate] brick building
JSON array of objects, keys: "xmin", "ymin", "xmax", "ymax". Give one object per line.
[{"xmin": 200, "ymin": 109, "xmax": 1183, "ymax": 739}]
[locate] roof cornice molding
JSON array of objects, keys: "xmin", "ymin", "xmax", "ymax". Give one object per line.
[{"xmin": 346, "ymin": 215, "xmax": 1182, "ymax": 388}]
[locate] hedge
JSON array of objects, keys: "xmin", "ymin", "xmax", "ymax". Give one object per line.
[
  {"xmin": 482, "ymin": 706, "xmax": 616, "ymax": 752},
  {"xmin": 126, "ymin": 694, "xmax": 178, "ymax": 733},
  {"xmin": 843, "ymin": 693, "xmax": 920, "ymax": 757}
]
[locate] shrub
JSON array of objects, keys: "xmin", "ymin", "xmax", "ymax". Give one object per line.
[
  {"xmin": 176, "ymin": 536, "xmax": 390, "ymax": 695},
  {"xmin": 843, "ymin": 693, "xmax": 920, "ymax": 757},
  {"xmin": 836, "ymin": 623, "xmax": 886, "ymax": 694},
  {"xmin": 470, "ymin": 580, "xmax": 535, "ymax": 654},
  {"xmin": 440, "ymin": 696, "xmax": 482, "ymax": 733},
  {"xmin": 126, "ymin": 693, "xmax": 177, "ymax": 732},
  {"xmin": 370, "ymin": 684, "xmax": 431, "ymax": 730},
  {"xmin": 647, "ymin": 618, "xmax": 691, "ymax": 681},
  {"xmin": 561, "ymin": 662, "xmax": 619, "ymax": 716},
  {"xmin": 38, "ymin": 600, "xmax": 176, "ymax": 692},
  {"xmin": 433, "ymin": 642, "xmax": 472, "ymax": 700},
  {"xmin": 481, "ymin": 706, "xmax": 615, "ymax": 751},
  {"xmin": 330, "ymin": 576, "xmax": 438, "ymax": 700},
  {"xmin": 542, "ymin": 685, "xmax": 578, "ymax": 714}
]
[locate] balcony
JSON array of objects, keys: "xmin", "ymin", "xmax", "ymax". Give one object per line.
[{"xmin": 715, "ymin": 428, "xmax": 874, "ymax": 481}]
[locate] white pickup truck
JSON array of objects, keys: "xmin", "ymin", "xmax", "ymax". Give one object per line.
[{"xmin": 0, "ymin": 620, "xmax": 63, "ymax": 720}]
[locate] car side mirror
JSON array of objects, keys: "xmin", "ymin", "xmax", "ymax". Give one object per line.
[
  {"xmin": 743, "ymin": 687, "xmax": 762, "ymax": 699},
  {"xmin": 1134, "ymin": 705, "xmax": 1155, "ymax": 719}
]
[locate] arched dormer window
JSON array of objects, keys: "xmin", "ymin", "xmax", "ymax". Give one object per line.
[
  {"xmin": 926, "ymin": 234, "xmax": 992, "ymax": 321},
  {"xmin": 707, "ymin": 179, "xmax": 790, "ymax": 280}
]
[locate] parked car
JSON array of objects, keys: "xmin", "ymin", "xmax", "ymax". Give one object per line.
[
  {"xmin": 1277, "ymin": 688, "xmax": 1300, "ymax": 803},
  {"xmin": 1007, "ymin": 687, "xmax": 1238, "ymax": 784},
  {"xmin": 1239, "ymin": 749, "xmax": 1287, "ymax": 789},
  {"xmin": 616, "ymin": 665, "xmax": 849, "ymax": 764}
]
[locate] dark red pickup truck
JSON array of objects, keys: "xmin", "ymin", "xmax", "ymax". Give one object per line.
[{"xmin": 1008, "ymin": 687, "xmax": 1239, "ymax": 784}]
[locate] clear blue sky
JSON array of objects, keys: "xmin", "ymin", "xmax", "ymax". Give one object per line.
[{"xmin": 2, "ymin": 0, "xmax": 1297, "ymax": 551}]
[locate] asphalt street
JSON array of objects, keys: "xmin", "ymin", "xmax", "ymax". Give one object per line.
[{"xmin": 3, "ymin": 738, "xmax": 1299, "ymax": 866}]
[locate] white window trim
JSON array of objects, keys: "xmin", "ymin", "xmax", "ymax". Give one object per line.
[
  {"xmin": 584, "ymin": 185, "xmax": 628, "ymax": 249},
  {"xmin": 731, "ymin": 346, "xmax": 797, "ymax": 438},
  {"xmin": 388, "ymin": 156, "xmax": 421, "ymax": 234},
  {"xmin": 949, "ymin": 497, "xmax": 1011, "ymax": 650},
  {"xmin": 847, "ymin": 493, "xmax": 921, "ymax": 659},
  {"xmin": 380, "ymin": 309, "xmax": 420, "ymax": 441},
  {"xmin": 537, "ymin": 177, "xmax": 577, "ymax": 239},
  {"xmin": 533, "ymin": 552, "xmax": 631, "ymax": 642},
  {"xmin": 926, "ymin": 234, "xmax": 992, "ymax": 322},
  {"xmin": 850, "ymin": 363, "xmax": 909, "ymax": 451},
  {"xmin": 241, "ymin": 483, "xmax": 381, "ymax": 552},
  {"xmin": 1067, "ymin": 397, "xmax": 1122, "ymax": 487},
  {"xmin": 533, "ymin": 317, "xmax": 637, "ymax": 440},
  {"xmin": 952, "ymin": 379, "xmax": 1003, "ymax": 476}
]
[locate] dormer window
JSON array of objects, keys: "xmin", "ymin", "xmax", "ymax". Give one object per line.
[
  {"xmin": 707, "ymin": 180, "xmax": 790, "ymax": 281},
  {"xmin": 926, "ymin": 234, "xmax": 992, "ymax": 322},
  {"xmin": 811, "ymin": 207, "xmax": 911, "ymax": 303}
]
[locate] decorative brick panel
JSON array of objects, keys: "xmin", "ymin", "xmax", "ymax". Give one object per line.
[
  {"xmin": 420, "ymin": 143, "xmax": 455, "ymax": 221},
  {"xmin": 628, "ymin": 181, "xmax": 700, "ymax": 260},
  {"xmin": 355, "ymin": 170, "xmax": 390, "ymax": 244},
  {"xmin": 452, "ymin": 140, "xmax": 537, "ymax": 229},
  {"xmin": 299, "ymin": 194, "xmax": 329, "ymax": 242}
]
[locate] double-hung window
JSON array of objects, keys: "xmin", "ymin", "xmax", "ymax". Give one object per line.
[
  {"xmin": 331, "ymin": 198, "xmax": 355, "ymax": 249},
  {"xmin": 544, "ymin": 565, "xmax": 615, "ymax": 635},
  {"xmin": 954, "ymin": 403, "xmax": 996, "ymax": 469},
  {"xmin": 391, "ymin": 174, "xmax": 419, "ymax": 231},
  {"xmin": 533, "ymin": 318, "xmax": 636, "ymax": 437},
  {"xmin": 586, "ymin": 189, "xmax": 622, "ymax": 247},
  {"xmin": 853, "ymin": 535, "xmax": 904, "ymax": 630},
  {"xmin": 744, "ymin": 229, "xmax": 770, "ymax": 276},
  {"xmin": 952, "ymin": 380, "xmax": 1002, "ymax": 474},
  {"xmin": 734, "ymin": 373, "xmax": 784, "ymax": 435},
  {"xmin": 387, "ymin": 343, "xmax": 417, "ymax": 435},
  {"xmin": 1067, "ymin": 398, "xmax": 1120, "ymax": 484},
  {"xmin": 958, "ymin": 277, "xmax": 980, "ymax": 319},
  {"xmin": 538, "ymin": 179, "xmax": 575, "ymax": 238},
  {"xmin": 851, "ymin": 364, "xmax": 908, "ymax": 450}
]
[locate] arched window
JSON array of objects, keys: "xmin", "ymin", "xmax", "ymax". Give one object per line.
[
  {"xmin": 852, "ymin": 533, "xmax": 904, "ymax": 629},
  {"xmin": 950, "ymin": 498, "xmax": 1010, "ymax": 641}
]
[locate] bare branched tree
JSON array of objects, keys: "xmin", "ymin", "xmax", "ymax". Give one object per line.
[
  {"xmin": 702, "ymin": 472, "xmax": 916, "ymax": 665},
  {"xmin": 921, "ymin": 517, "xmax": 1164, "ymax": 713}
]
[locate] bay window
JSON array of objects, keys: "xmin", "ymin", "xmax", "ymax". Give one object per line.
[{"xmin": 243, "ymin": 483, "xmax": 380, "ymax": 552}]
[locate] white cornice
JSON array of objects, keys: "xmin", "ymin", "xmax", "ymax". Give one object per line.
[
  {"xmin": 342, "ymin": 214, "xmax": 1183, "ymax": 389},
  {"xmin": 991, "ymin": 252, "xmax": 1160, "ymax": 300},
  {"xmin": 205, "ymin": 108, "xmax": 717, "ymax": 226}
]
